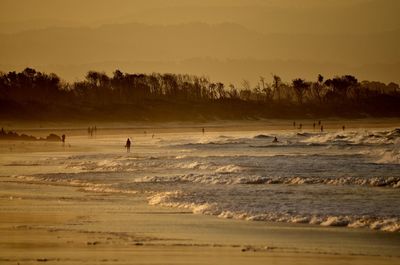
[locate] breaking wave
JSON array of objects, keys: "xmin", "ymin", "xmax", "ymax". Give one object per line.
[
  {"xmin": 148, "ymin": 191, "xmax": 400, "ymax": 232},
  {"xmin": 253, "ymin": 134, "xmax": 273, "ymax": 139},
  {"xmin": 302, "ymin": 128, "xmax": 400, "ymax": 146},
  {"xmin": 134, "ymin": 174, "xmax": 400, "ymax": 188},
  {"xmin": 373, "ymin": 139, "xmax": 400, "ymax": 164}
]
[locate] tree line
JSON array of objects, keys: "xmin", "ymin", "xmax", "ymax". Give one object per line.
[{"xmin": 0, "ymin": 68, "xmax": 399, "ymax": 120}]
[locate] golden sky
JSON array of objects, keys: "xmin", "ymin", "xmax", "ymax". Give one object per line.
[{"xmin": 0, "ymin": 0, "xmax": 399, "ymax": 84}]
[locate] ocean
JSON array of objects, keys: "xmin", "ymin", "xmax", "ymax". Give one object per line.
[{"xmin": 2, "ymin": 123, "xmax": 399, "ymax": 232}]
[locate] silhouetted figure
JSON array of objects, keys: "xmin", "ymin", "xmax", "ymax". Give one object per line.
[
  {"xmin": 202, "ymin": 128, "xmax": 205, "ymax": 134},
  {"xmin": 318, "ymin": 120, "xmax": 321, "ymax": 126},
  {"xmin": 342, "ymin": 125, "xmax": 345, "ymax": 131},
  {"xmin": 313, "ymin": 122, "xmax": 316, "ymax": 130},
  {"xmin": 293, "ymin": 121, "xmax": 296, "ymax": 128},
  {"xmin": 321, "ymin": 125, "xmax": 324, "ymax": 132},
  {"xmin": 61, "ymin": 134, "xmax": 66, "ymax": 146},
  {"xmin": 299, "ymin": 123, "xmax": 303, "ymax": 130},
  {"xmin": 273, "ymin": 137, "xmax": 278, "ymax": 143},
  {"xmin": 125, "ymin": 138, "xmax": 131, "ymax": 153}
]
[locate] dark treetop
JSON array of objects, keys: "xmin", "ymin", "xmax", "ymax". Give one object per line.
[{"xmin": 0, "ymin": 68, "xmax": 399, "ymax": 121}]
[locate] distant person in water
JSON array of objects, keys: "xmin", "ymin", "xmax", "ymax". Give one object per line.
[
  {"xmin": 273, "ymin": 137, "xmax": 278, "ymax": 143},
  {"xmin": 88, "ymin": 126, "xmax": 92, "ymax": 137},
  {"xmin": 61, "ymin": 134, "xmax": 66, "ymax": 146},
  {"xmin": 342, "ymin": 125, "xmax": 345, "ymax": 131},
  {"xmin": 202, "ymin": 128, "xmax": 205, "ymax": 134},
  {"xmin": 313, "ymin": 122, "xmax": 316, "ymax": 130},
  {"xmin": 320, "ymin": 125, "xmax": 324, "ymax": 132},
  {"xmin": 125, "ymin": 138, "xmax": 131, "ymax": 153},
  {"xmin": 318, "ymin": 120, "xmax": 321, "ymax": 126}
]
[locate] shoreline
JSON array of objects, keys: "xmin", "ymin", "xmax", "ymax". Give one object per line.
[
  {"xmin": 1, "ymin": 117, "xmax": 399, "ymax": 135},
  {"xmin": 1, "ymin": 177, "xmax": 399, "ymax": 265}
]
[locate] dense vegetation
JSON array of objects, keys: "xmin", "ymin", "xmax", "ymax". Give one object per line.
[{"xmin": 0, "ymin": 68, "xmax": 399, "ymax": 121}]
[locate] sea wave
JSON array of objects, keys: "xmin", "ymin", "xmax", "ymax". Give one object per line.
[
  {"xmin": 249, "ymin": 143, "xmax": 313, "ymax": 148},
  {"xmin": 134, "ymin": 174, "xmax": 400, "ymax": 188},
  {"xmin": 14, "ymin": 174, "xmax": 99, "ymax": 187},
  {"xmin": 148, "ymin": 191, "xmax": 400, "ymax": 232},
  {"xmin": 170, "ymin": 129, "xmax": 400, "ymax": 149},
  {"xmin": 176, "ymin": 141, "xmax": 248, "ymax": 148},
  {"xmin": 373, "ymin": 139, "xmax": 400, "ymax": 164},
  {"xmin": 302, "ymin": 128, "xmax": 399, "ymax": 146},
  {"xmin": 253, "ymin": 134, "xmax": 273, "ymax": 139},
  {"xmin": 375, "ymin": 149, "xmax": 400, "ymax": 164}
]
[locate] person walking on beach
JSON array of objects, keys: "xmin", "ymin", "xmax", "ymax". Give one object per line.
[{"xmin": 125, "ymin": 138, "xmax": 131, "ymax": 153}]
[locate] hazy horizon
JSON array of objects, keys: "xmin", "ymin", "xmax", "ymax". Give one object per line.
[{"xmin": 0, "ymin": 0, "xmax": 399, "ymax": 85}]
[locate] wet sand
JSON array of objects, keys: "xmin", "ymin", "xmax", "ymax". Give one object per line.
[
  {"xmin": 2, "ymin": 117, "xmax": 400, "ymax": 136},
  {"xmin": 1, "ymin": 178, "xmax": 399, "ymax": 265}
]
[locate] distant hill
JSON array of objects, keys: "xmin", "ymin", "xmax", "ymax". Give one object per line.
[{"xmin": 1, "ymin": 22, "xmax": 399, "ymax": 84}]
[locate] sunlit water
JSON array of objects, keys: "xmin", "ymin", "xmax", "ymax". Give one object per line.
[{"xmin": 2, "ymin": 126, "xmax": 400, "ymax": 232}]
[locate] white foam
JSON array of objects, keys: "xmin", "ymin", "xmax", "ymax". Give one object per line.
[
  {"xmin": 215, "ymin": 165, "xmax": 244, "ymax": 173},
  {"xmin": 147, "ymin": 191, "xmax": 400, "ymax": 232},
  {"xmin": 175, "ymin": 155, "xmax": 188, "ymax": 159},
  {"xmin": 302, "ymin": 129, "xmax": 398, "ymax": 146},
  {"xmin": 321, "ymin": 216, "xmax": 349, "ymax": 227},
  {"xmin": 135, "ymin": 174, "xmax": 400, "ymax": 188},
  {"xmin": 148, "ymin": 191, "xmax": 183, "ymax": 205},
  {"xmin": 374, "ymin": 140, "xmax": 400, "ymax": 164},
  {"xmin": 176, "ymin": 161, "xmax": 205, "ymax": 169}
]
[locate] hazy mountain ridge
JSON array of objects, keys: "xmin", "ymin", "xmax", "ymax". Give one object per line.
[{"xmin": 1, "ymin": 0, "xmax": 399, "ymax": 35}]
